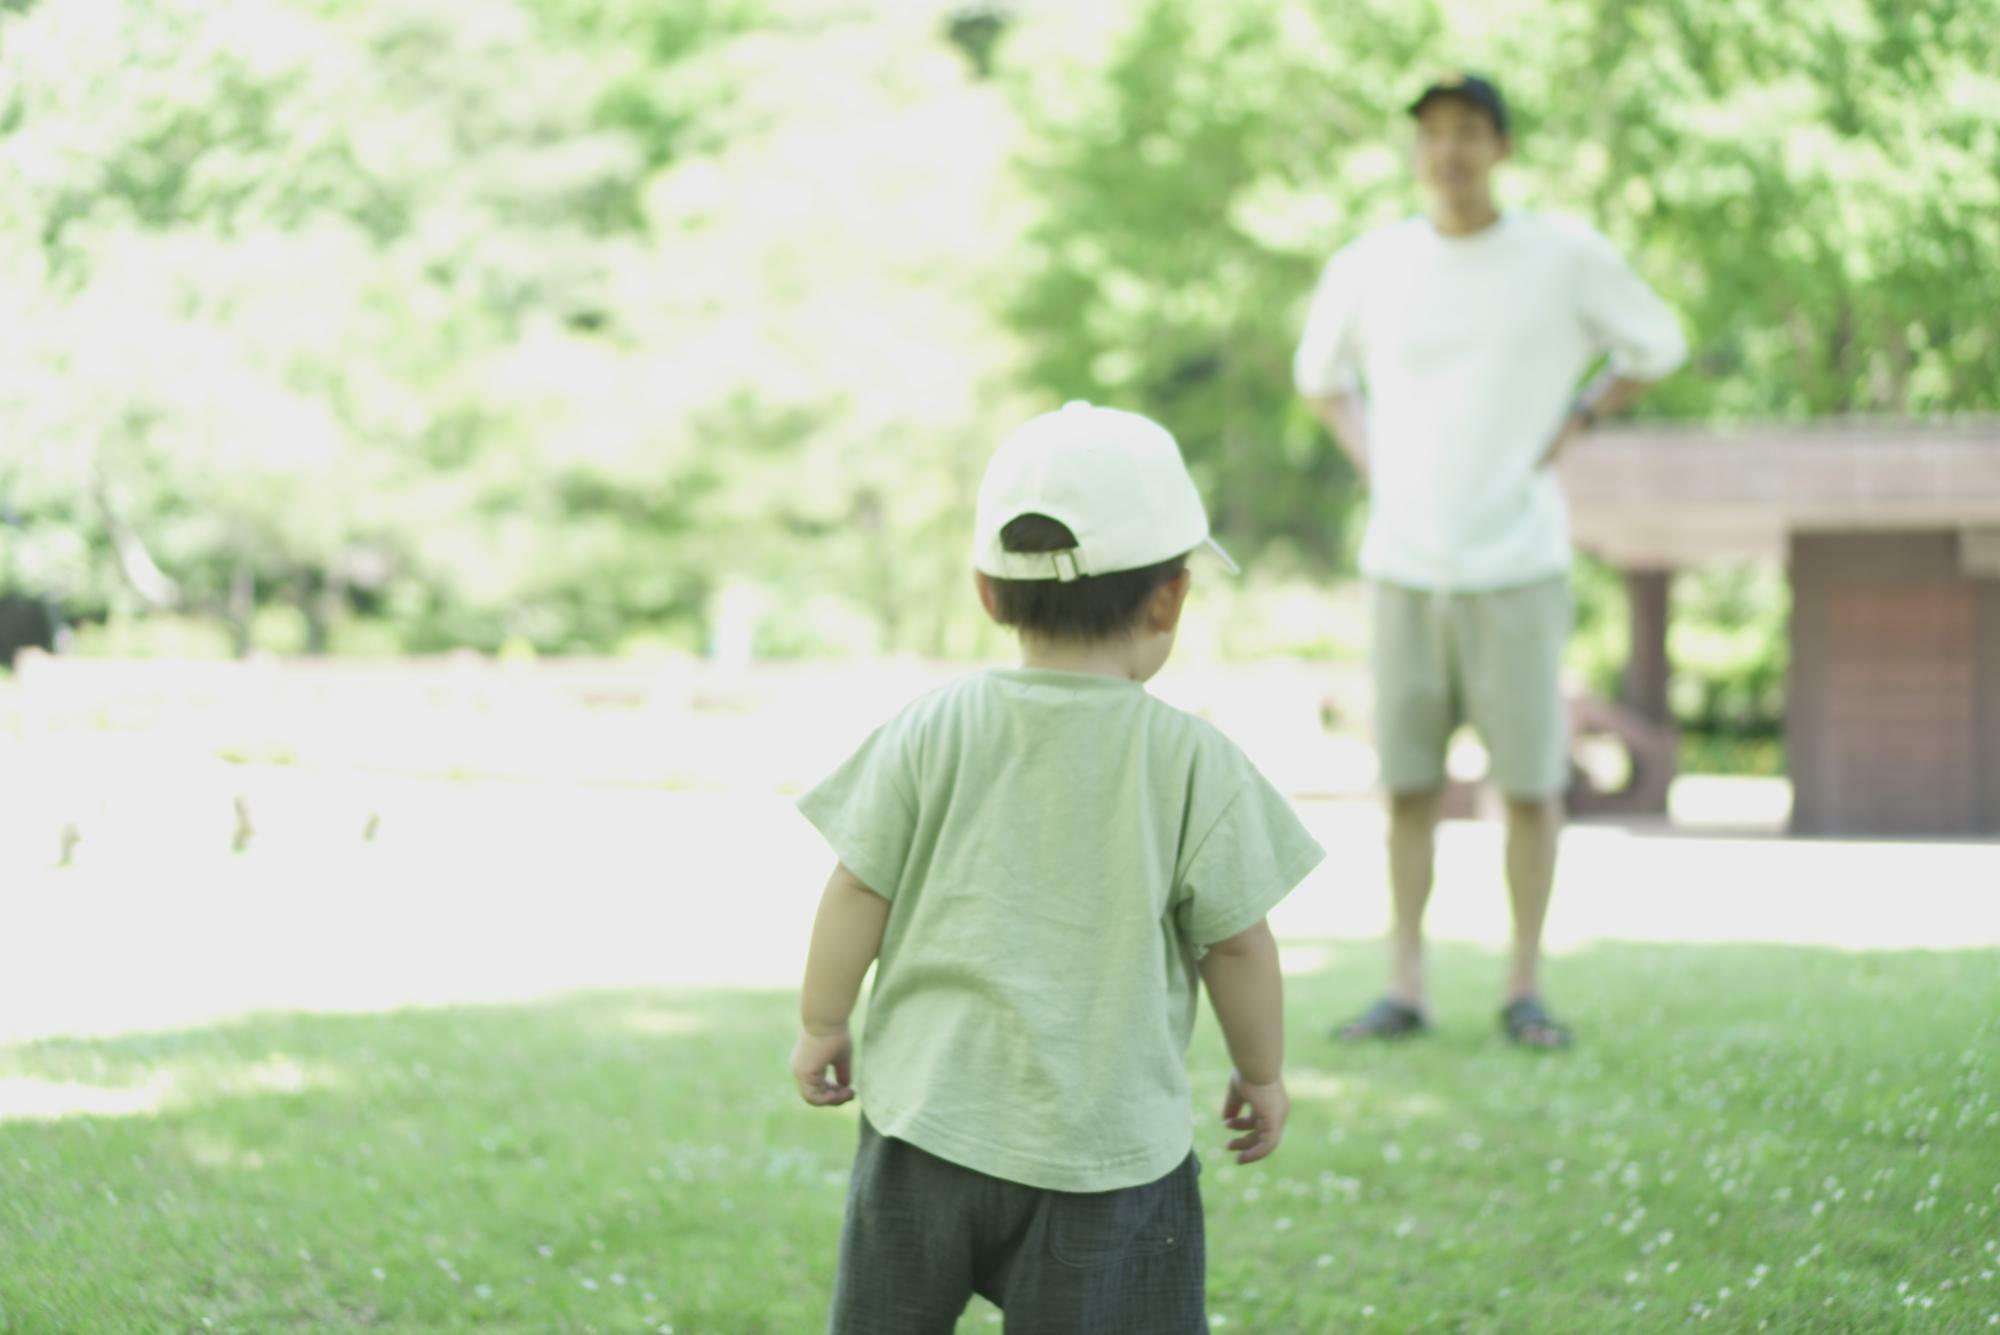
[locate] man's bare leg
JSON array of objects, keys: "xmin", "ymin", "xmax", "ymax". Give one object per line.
[
  {"xmin": 1387, "ymin": 787, "xmax": 1445, "ymax": 1008},
  {"xmin": 1337, "ymin": 786, "xmax": 1444, "ymax": 1039},
  {"xmin": 1501, "ymin": 793, "xmax": 1568, "ymax": 1045}
]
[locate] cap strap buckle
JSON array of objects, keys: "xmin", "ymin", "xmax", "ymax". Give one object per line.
[{"xmin": 1052, "ymin": 549, "xmax": 1082, "ymax": 583}]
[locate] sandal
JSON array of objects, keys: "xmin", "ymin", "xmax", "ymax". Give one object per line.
[
  {"xmin": 1336, "ymin": 997, "xmax": 1430, "ymax": 1041},
  {"xmin": 1500, "ymin": 996, "xmax": 1572, "ymax": 1049}
]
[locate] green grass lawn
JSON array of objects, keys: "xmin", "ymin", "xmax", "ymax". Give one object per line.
[{"xmin": 2, "ymin": 942, "xmax": 1995, "ymax": 1333}]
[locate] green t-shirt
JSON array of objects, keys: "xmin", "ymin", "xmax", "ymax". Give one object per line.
[{"xmin": 798, "ymin": 667, "xmax": 1325, "ymax": 1192}]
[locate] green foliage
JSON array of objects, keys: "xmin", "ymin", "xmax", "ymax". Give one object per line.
[
  {"xmin": 1004, "ymin": 0, "xmax": 1997, "ymax": 750},
  {"xmin": 1667, "ymin": 566, "xmax": 1791, "ymax": 738},
  {"xmin": 1009, "ymin": 0, "xmax": 2000, "ymax": 468},
  {"xmin": 3, "ymin": 0, "xmax": 1995, "ymax": 671},
  {"xmin": 0, "ymin": 0, "xmax": 739, "ymax": 653}
]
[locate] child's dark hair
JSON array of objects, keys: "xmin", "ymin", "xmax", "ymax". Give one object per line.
[{"xmin": 987, "ymin": 514, "xmax": 1187, "ymax": 642}]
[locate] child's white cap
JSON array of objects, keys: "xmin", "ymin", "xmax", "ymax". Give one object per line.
[{"xmin": 972, "ymin": 401, "xmax": 1238, "ymax": 583}]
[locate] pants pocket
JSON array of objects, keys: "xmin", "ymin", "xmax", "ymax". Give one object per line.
[{"xmin": 1045, "ymin": 1156, "xmax": 1196, "ymax": 1269}]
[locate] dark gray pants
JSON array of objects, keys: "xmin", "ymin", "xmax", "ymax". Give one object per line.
[{"xmin": 829, "ymin": 1118, "xmax": 1206, "ymax": 1334}]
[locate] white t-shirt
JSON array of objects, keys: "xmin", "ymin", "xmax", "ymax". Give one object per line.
[{"xmin": 1293, "ymin": 211, "xmax": 1687, "ymax": 591}]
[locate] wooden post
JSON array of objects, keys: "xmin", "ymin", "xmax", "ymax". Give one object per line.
[{"xmin": 1623, "ymin": 568, "xmax": 1673, "ymax": 725}]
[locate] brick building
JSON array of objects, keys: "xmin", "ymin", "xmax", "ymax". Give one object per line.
[{"xmin": 1561, "ymin": 418, "xmax": 2000, "ymax": 837}]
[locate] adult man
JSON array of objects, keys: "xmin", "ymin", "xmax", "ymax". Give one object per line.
[{"xmin": 1293, "ymin": 74, "xmax": 1686, "ymax": 1047}]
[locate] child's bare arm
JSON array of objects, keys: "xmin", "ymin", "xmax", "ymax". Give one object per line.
[
  {"xmin": 1197, "ymin": 917, "xmax": 1288, "ymax": 1163},
  {"xmin": 791, "ymin": 863, "xmax": 891, "ymax": 1106}
]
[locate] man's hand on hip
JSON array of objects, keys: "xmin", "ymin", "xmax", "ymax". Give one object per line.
[{"xmin": 1539, "ymin": 411, "xmax": 1589, "ymax": 469}]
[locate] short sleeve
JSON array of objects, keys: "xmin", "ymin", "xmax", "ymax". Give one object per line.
[
  {"xmin": 1173, "ymin": 761, "xmax": 1325, "ymax": 948},
  {"xmin": 797, "ymin": 717, "xmax": 920, "ymax": 900},
  {"xmin": 1292, "ymin": 242, "xmax": 1369, "ymax": 398},
  {"xmin": 1575, "ymin": 226, "xmax": 1688, "ymax": 382}
]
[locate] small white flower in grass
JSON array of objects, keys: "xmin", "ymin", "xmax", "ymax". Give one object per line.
[
  {"xmin": 1395, "ymin": 1220, "xmax": 1414, "ymax": 1238},
  {"xmin": 645, "ymin": 1292, "xmax": 659, "ymax": 1303},
  {"xmin": 1361, "ymin": 1306, "xmax": 1376, "ymax": 1318},
  {"xmin": 1498, "ymin": 1288, "xmax": 1512, "ymax": 1299},
  {"xmin": 1316, "ymin": 1256, "xmax": 1334, "ymax": 1269},
  {"xmin": 1667, "ymin": 1262, "xmax": 1681, "ymax": 1275},
  {"xmin": 1276, "ymin": 1218, "xmax": 1293, "ymax": 1232},
  {"xmin": 611, "ymin": 1274, "xmax": 627, "ymax": 1287},
  {"xmin": 1719, "ymin": 1287, "xmax": 1731, "ymax": 1300},
  {"xmin": 537, "ymin": 1245, "xmax": 554, "ymax": 1259},
  {"xmin": 1625, "ymin": 1271, "xmax": 1639, "ymax": 1285},
  {"xmin": 475, "ymin": 1285, "xmax": 493, "ymax": 1300},
  {"xmin": 1209, "ymin": 1316, "xmax": 1228, "ymax": 1328},
  {"xmin": 1707, "ymin": 1213, "xmax": 1722, "ymax": 1226},
  {"xmin": 582, "ymin": 1278, "xmax": 599, "ymax": 1292},
  {"xmin": 1900, "ymin": 1282, "xmax": 1911, "ymax": 1295},
  {"xmin": 1382, "ymin": 1144, "xmax": 1402, "ymax": 1166}
]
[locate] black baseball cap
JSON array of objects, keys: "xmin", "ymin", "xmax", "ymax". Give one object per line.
[{"xmin": 1407, "ymin": 72, "xmax": 1509, "ymax": 136}]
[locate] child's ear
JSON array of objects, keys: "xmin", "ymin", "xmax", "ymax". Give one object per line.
[
  {"xmin": 975, "ymin": 570, "xmax": 1003, "ymax": 623},
  {"xmin": 1148, "ymin": 569, "xmax": 1193, "ymax": 633}
]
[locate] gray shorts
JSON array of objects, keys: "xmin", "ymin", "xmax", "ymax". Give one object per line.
[
  {"xmin": 829, "ymin": 1116, "xmax": 1205, "ymax": 1334},
  {"xmin": 1371, "ymin": 575, "xmax": 1573, "ymax": 799}
]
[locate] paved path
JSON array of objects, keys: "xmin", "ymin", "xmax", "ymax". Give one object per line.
[{"xmin": 3, "ymin": 778, "xmax": 1995, "ymax": 1047}]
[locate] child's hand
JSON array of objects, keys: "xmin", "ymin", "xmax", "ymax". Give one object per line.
[
  {"xmin": 1221, "ymin": 1071, "xmax": 1287, "ymax": 1164},
  {"xmin": 791, "ymin": 1027, "xmax": 855, "ymax": 1107}
]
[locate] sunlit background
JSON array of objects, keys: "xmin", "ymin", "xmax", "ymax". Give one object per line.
[{"xmin": 2, "ymin": 0, "xmax": 1998, "ymax": 1330}]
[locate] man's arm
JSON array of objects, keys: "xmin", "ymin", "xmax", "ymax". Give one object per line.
[
  {"xmin": 1549, "ymin": 224, "xmax": 1687, "ymax": 467},
  {"xmin": 1198, "ymin": 917, "xmax": 1288, "ymax": 1164},
  {"xmin": 1307, "ymin": 392, "xmax": 1370, "ymax": 481},
  {"xmin": 1540, "ymin": 370, "xmax": 1657, "ymax": 469},
  {"xmin": 791, "ymin": 863, "xmax": 891, "ymax": 1106}
]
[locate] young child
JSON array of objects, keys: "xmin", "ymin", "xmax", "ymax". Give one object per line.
[{"xmin": 791, "ymin": 402, "xmax": 1326, "ymax": 1333}]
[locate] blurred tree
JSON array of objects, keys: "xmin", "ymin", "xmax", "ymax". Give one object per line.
[
  {"xmin": 0, "ymin": 0, "xmax": 741, "ymax": 654},
  {"xmin": 4, "ymin": 0, "xmax": 1995, "ymax": 677},
  {"xmin": 1007, "ymin": 0, "xmax": 2000, "ymax": 562},
  {"xmin": 1004, "ymin": 0, "xmax": 2000, "ymax": 745}
]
